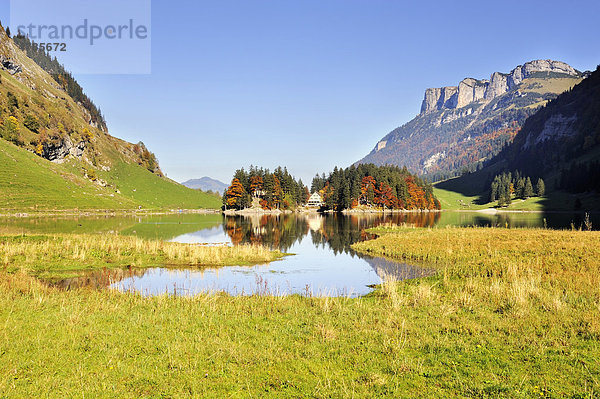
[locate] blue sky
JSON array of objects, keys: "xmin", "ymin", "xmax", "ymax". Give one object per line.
[{"xmin": 1, "ymin": 0, "xmax": 599, "ymax": 184}]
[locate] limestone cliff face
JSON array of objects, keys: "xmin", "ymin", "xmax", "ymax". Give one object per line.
[
  {"xmin": 357, "ymin": 59, "xmax": 585, "ymax": 179},
  {"xmin": 420, "ymin": 60, "xmax": 580, "ymax": 114},
  {"xmin": 421, "ymin": 86, "xmax": 458, "ymax": 113},
  {"xmin": 456, "ymin": 78, "xmax": 488, "ymax": 108}
]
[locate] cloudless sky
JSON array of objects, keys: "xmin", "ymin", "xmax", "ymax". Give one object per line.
[{"xmin": 1, "ymin": 0, "xmax": 599, "ymax": 184}]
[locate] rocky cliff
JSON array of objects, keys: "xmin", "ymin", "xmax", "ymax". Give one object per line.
[
  {"xmin": 358, "ymin": 60, "xmax": 586, "ymax": 180},
  {"xmin": 436, "ymin": 65, "xmax": 600, "ymax": 205},
  {"xmin": 420, "ymin": 60, "xmax": 579, "ymax": 114}
]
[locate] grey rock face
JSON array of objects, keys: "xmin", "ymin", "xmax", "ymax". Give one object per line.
[
  {"xmin": 42, "ymin": 136, "xmax": 85, "ymax": 162},
  {"xmin": 420, "ymin": 86, "xmax": 458, "ymax": 113},
  {"xmin": 486, "ymin": 72, "xmax": 509, "ymax": 99},
  {"xmin": 421, "ymin": 88, "xmax": 442, "ymax": 114},
  {"xmin": 420, "ymin": 60, "xmax": 580, "ymax": 114},
  {"xmin": 0, "ymin": 55, "xmax": 22, "ymax": 75},
  {"xmin": 457, "ymin": 78, "xmax": 488, "ymax": 108}
]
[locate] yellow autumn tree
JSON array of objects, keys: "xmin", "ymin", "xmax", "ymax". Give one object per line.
[{"xmin": 1, "ymin": 116, "xmax": 20, "ymax": 143}]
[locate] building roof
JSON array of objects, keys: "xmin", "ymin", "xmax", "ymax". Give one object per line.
[{"xmin": 308, "ymin": 192, "xmax": 322, "ymax": 201}]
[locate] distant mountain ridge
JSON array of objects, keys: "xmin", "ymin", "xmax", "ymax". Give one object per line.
[
  {"xmin": 182, "ymin": 177, "xmax": 228, "ymax": 194},
  {"xmin": 357, "ymin": 60, "xmax": 587, "ymax": 181}
]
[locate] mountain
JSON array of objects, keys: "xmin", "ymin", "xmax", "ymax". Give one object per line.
[
  {"xmin": 436, "ymin": 64, "xmax": 600, "ymax": 210},
  {"xmin": 182, "ymin": 177, "xmax": 228, "ymax": 194},
  {"xmin": 357, "ymin": 60, "xmax": 586, "ymax": 181},
  {"xmin": 0, "ymin": 24, "xmax": 221, "ymax": 210}
]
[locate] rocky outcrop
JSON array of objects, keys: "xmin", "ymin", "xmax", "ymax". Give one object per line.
[
  {"xmin": 522, "ymin": 114, "xmax": 578, "ymax": 149},
  {"xmin": 420, "ymin": 60, "xmax": 580, "ymax": 114},
  {"xmin": 0, "ymin": 55, "xmax": 22, "ymax": 75},
  {"xmin": 42, "ymin": 136, "xmax": 86, "ymax": 162}
]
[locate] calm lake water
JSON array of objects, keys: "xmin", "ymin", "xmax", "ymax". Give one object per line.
[{"xmin": 2, "ymin": 211, "xmax": 598, "ymax": 297}]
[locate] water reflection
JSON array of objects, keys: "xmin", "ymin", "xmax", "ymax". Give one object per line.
[
  {"xmin": 221, "ymin": 212, "xmax": 442, "ymax": 253},
  {"xmin": 112, "ymin": 213, "xmax": 440, "ymax": 297},
  {"xmin": 52, "ymin": 267, "xmax": 147, "ymax": 290}
]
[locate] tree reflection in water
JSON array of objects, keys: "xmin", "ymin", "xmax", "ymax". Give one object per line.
[
  {"xmin": 52, "ymin": 267, "xmax": 148, "ymax": 290},
  {"xmin": 223, "ymin": 212, "xmax": 441, "ymax": 256}
]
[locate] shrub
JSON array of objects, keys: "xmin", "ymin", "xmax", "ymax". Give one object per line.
[
  {"xmin": 23, "ymin": 114, "xmax": 40, "ymax": 133},
  {"xmin": 7, "ymin": 91, "xmax": 18, "ymax": 111}
]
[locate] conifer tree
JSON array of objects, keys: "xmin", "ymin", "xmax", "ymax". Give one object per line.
[
  {"xmin": 524, "ymin": 177, "xmax": 534, "ymax": 198},
  {"xmin": 536, "ymin": 178, "xmax": 545, "ymax": 197}
]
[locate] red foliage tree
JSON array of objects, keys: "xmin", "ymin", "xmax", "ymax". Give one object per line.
[
  {"xmin": 249, "ymin": 176, "xmax": 264, "ymax": 196},
  {"xmin": 272, "ymin": 175, "xmax": 283, "ymax": 208},
  {"xmin": 374, "ymin": 182, "xmax": 396, "ymax": 209},
  {"xmin": 405, "ymin": 176, "xmax": 428, "ymax": 210}
]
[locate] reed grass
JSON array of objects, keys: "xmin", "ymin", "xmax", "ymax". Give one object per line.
[{"xmin": 0, "ymin": 234, "xmax": 284, "ymax": 280}]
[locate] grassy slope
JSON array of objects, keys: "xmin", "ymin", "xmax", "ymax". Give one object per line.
[
  {"xmin": 0, "ymin": 139, "xmax": 137, "ymax": 209},
  {"xmin": 0, "ymin": 139, "xmax": 221, "ymax": 210},
  {"xmin": 0, "ymin": 227, "xmax": 599, "ymax": 397},
  {"xmin": 0, "ymin": 29, "xmax": 220, "ymax": 211},
  {"xmin": 105, "ymin": 161, "xmax": 222, "ymax": 210}
]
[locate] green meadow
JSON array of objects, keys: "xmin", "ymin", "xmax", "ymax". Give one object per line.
[
  {"xmin": 0, "ymin": 139, "xmax": 221, "ymax": 211},
  {"xmin": 0, "ymin": 226, "xmax": 598, "ymax": 397}
]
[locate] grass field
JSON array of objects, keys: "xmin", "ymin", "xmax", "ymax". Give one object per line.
[
  {"xmin": 0, "ymin": 227, "xmax": 598, "ymax": 397},
  {"xmin": 433, "ymin": 186, "xmax": 489, "ymax": 210},
  {"xmin": 434, "ymin": 182, "xmax": 600, "ymax": 212}
]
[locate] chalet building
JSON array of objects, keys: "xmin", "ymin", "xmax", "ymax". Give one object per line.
[{"xmin": 307, "ymin": 192, "xmax": 323, "ymax": 207}]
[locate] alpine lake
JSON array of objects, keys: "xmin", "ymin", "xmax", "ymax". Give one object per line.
[{"xmin": 2, "ymin": 210, "xmax": 597, "ymax": 297}]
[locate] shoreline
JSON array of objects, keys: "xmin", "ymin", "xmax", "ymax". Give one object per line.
[
  {"xmin": 0, "ymin": 208, "xmax": 221, "ymax": 218},
  {"xmin": 1, "ymin": 207, "xmax": 594, "ymax": 219}
]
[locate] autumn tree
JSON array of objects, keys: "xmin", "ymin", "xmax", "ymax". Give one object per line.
[
  {"xmin": 272, "ymin": 175, "xmax": 283, "ymax": 209},
  {"xmin": 374, "ymin": 182, "xmax": 395, "ymax": 209},
  {"xmin": 225, "ymin": 178, "xmax": 246, "ymax": 209},
  {"xmin": 249, "ymin": 175, "xmax": 264, "ymax": 196},
  {"xmin": 1, "ymin": 116, "xmax": 20, "ymax": 144},
  {"xmin": 360, "ymin": 176, "xmax": 376, "ymax": 205}
]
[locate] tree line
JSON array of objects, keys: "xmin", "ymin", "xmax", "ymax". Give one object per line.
[
  {"xmin": 12, "ymin": 33, "xmax": 107, "ymax": 130},
  {"xmin": 312, "ymin": 164, "xmax": 440, "ymax": 211},
  {"xmin": 489, "ymin": 171, "xmax": 545, "ymax": 207},
  {"xmin": 224, "ymin": 166, "xmax": 310, "ymax": 210},
  {"xmin": 559, "ymin": 160, "xmax": 600, "ymax": 193}
]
